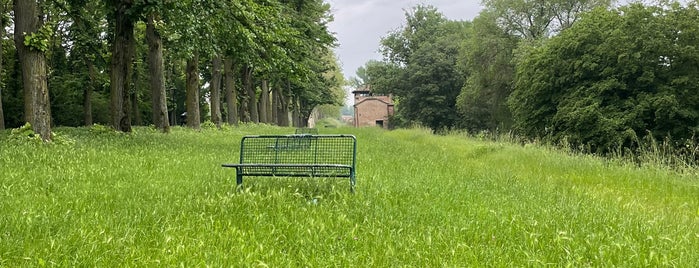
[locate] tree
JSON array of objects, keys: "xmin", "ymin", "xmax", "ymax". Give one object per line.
[
  {"xmin": 377, "ymin": 5, "xmax": 469, "ymax": 131},
  {"xmin": 456, "ymin": 11, "xmax": 518, "ymax": 131},
  {"xmin": 108, "ymin": 0, "xmax": 136, "ymax": 132},
  {"xmin": 0, "ymin": 0, "xmax": 342, "ymax": 132},
  {"xmin": 276, "ymin": 0, "xmax": 340, "ymax": 126},
  {"xmin": 509, "ymin": 2, "xmax": 699, "ymax": 152},
  {"xmin": 293, "ymin": 49, "xmax": 345, "ymax": 126},
  {"xmin": 240, "ymin": 65, "xmax": 255, "ymax": 123},
  {"xmin": 185, "ymin": 54, "xmax": 201, "ymax": 128},
  {"xmin": 209, "ymin": 55, "xmax": 223, "ymax": 127},
  {"xmin": 358, "ymin": 60, "xmax": 403, "ymax": 94},
  {"xmin": 455, "ymin": 0, "xmax": 612, "ymax": 133},
  {"xmin": 165, "ymin": 0, "xmax": 248, "ymax": 129},
  {"xmin": 223, "ymin": 57, "xmax": 238, "ymax": 125},
  {"xmin": 146, "ymin": 13, "xmax": 170, "ymax": 133},
  {"xmin": 482, "ymin": 0, "xmax": 613, "ymax": 40},
  {"xmin": 13, "ymin": 0, "xmax": 51, "ymax": 140},
  {"xmin": 0, "ymin": 0, "xmax": 8, "ymax": 130},
  {"xmin": 51, "ymin": 0, "xmax": 110, "ymax": 127},
  {"xmin": 215, "ymin": 0, "xmax": 265, "ymax": 125},
  {"xmin": 259, "ymin": 79, "xmax": 270, "ymax": 123}
]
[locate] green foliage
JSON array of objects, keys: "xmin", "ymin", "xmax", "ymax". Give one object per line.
[
  {"xmin": 0, "ymin": 126, "xmax": 697, "ymax": 266},
  {"xmin": 22, "ymin": 23, "xmax": 54, "ymax": 52},
  {"xmin": 8, "ymin": 122, "xmax": 43, "ymax": 143},
  {"xmin": 456, "ymin": 11, "xmax": 518, "ymax": 132},
  {"xmin": 49, "ymin": 72, "xmax": 87, "ymax": 126},
  {"xmin": 315, "ymin": 117, "xmax": 344, "ymax": 128},
  {"xmin": 509, "ymin": 2, "xmax": 699, "ymax": 153},
  {"xmin": 458, "ymin": 0, "xmax": 610, "ymax": 133},
  {"xmin": 201, "ymin": 120, "xmax": 217, "ymax": 129},
  {"xmin": 314, "ymin": 104, "xmax": 341, "ymax": 119},
  {"xmin": 6, "ymin": 123, "xmax": 74, "ymax": 145},
  {"xmin": 0, "ymin": 38, "xmax": 22, "ymax": 128},
  {"xmin": 276, "ymin": 0, "xmax": 343, "ymax": 119},
  {"xmin": 482, "ymin": 0, "xmax": 613, "ymax": 39},
  {"xmin": 374, "ymin": 5, "xmax": 469, "ymax": 131},
  {"xmin": 621, "ymin": 133, "xmax": 699, "ymax": 171},
  {"xmin": 356, "ymin": 60, "xmax": 397, "ymax": 96},
  {"xmin": 1, "ymin": 0, "xmax": 341, "ymax": 131},
  {"xmin": 88, "ymin": 123, "xmax": 115, "ymax": 134},
  {"xmin": 293, "ymin": 49, "xmax": 345, "ymax": 115}
]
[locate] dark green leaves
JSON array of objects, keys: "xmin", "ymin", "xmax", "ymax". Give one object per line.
[
  {"xmin": 510, "ymin": 3, "xmax": 699, "ymax": 152},
  {"xmin": 372, "ymin": 5, "xmax": 468, "ymax": 131}
]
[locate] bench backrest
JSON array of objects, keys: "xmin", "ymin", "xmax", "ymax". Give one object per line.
[{"xmin": 239, "ymin": 135, "xmax": 356, "ymax": 167}]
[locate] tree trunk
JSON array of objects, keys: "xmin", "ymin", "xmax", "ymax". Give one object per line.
[
  {"xmin": 167, "ymin": 61, "xmax": 178, "ymax": 126},
  {"xmin": 292, "ymin": 96, "xmax": 301, "ymax": 127},
  {"xmin": 131, "ymin": 90, "xmax": 142, "ymax": 125},
  {"xmin": 271, "ymin": 87, "xmax": 279, "ymax": 125},
  {"xmin": 210, "ymin": 55, "xmax": 222, "ymax": 128},
  {"xmin": 146, "ymin": 14, "xmax": 169, "ymax": 133},
  {"xmin": 83, "ymin": 60, "xmax": 95, "ymax": 126},
  {"xmin": 71, "ymin": 7, "xmax": 94, "ymax": 127},
  {"xmin": 131, "ymin": 62, "xmax": 142, "ymax": 126},
  {"xmin": 14, "ymin": 0, "xmax": 51, "ymax": 140},
  {"xmin": 277, "ymin": 81, "xmax": 291, "ymax": 126},
  {"xmin": 240, "ymin": 98, "xmax": 248, "ymax": 122},
  {"xmin": 259, "ymin": 80, "xmax": 269, "ymax": 123},
  {"xmin": 0, "ymin": 85, "xmax": 4, "ymax": 130},
  {"xmin": 110, "ymin": 0, "xmax": 135, "ymax": 132},
  {"xmin": 266, "ymin": 84, "xmax": 274, "ymax": 123},
  {"xmin": 169, "ymin": 82, "xmax": 177, "ymax": 126},
  {"xmin": 301, "ymin": 115, "xmax": 310, "ymax": 128},
  {"xmin": 224, "ymin": 57, "xmax": 238, "ymax": 125},
  {"xmin": 0, "ymin": 89, "xmax": 3, "ymax": 130},
  {"xmin": 0, "ymin": 2, "xmax": 4, "ymax": 130},
  {"xmin": 185, "ymin": 54, "xmax": 201, "ymax": 129},
  {"xmin": 279, "ymin": 93, "xmax": 291, "ymax": 127},
  {"xmin": 299, "ymin": 100, "xmax": 311, "ymax": 128},
  {"xmin": 243, "ymin": 65, "xmax": 258, "ymax": 123}
]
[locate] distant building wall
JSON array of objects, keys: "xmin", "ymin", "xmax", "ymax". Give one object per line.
[{"xmin": 353, "ymin": 96, "xmax": 393, "ymax": 128}]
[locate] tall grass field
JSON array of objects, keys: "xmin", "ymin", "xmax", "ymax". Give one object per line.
[{"xmin": 1, "ymin": 124, "xmax": 698, "ymax": 266}]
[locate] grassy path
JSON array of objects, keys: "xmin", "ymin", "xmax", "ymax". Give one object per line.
[{"xmin": 1, "ymin": 125, "xmax": 697, "ymax": 266}]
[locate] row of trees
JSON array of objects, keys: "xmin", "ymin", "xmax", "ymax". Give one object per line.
[
  {"xmin": 0, "ymin": 0, "xmax": 344, "ymax": 141},
  {"xmin": 354, "ymin": 0, "xmax": 699, "ymax": 153}
]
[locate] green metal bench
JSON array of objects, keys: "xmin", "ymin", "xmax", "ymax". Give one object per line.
[{"xmin": 222, "ymin": 134, "xmax": 357, "ymax": 192}]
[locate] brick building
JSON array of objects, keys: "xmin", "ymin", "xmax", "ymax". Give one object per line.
[{"xmin": 352, "ymin": 86, "xmax": 394, "ymax": 128}]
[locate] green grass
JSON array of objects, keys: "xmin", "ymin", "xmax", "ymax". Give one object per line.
[{"xmin": 1, "ymin": 124, "xmax": 698, "ymax": 266}]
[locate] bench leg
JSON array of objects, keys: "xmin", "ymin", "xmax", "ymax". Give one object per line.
[
  {"xmin": 236, "ymin": 174, "xmax": 243, "ymax": 187},
  {"xmin": 234, "ymin": 169, "xmax": 243, "ymax": 191},
  {"xmin": 350, "ymin": 175, "xmax": 356, "ymax": 193}
]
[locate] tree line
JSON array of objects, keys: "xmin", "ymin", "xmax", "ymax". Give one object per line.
[
  {"xmin": 0, "ymin": 0, "xmax": 344, "ymax": 141},
  {"xmin": 354, "ymin": 0, "xmax": 699, "ymax": 154}
]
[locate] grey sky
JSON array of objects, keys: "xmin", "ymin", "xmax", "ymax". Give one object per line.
[{"xmin": 325, "ymin": 0, "xmax": 484, "ymax": 79}]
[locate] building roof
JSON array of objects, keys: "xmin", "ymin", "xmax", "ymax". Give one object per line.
[
  {"xmin": 351, "ymin": 85, "xmax": 371, "ymax": 94},
  {"xmin": 354, "ymin": 96, "xmax": 394, "ymax": 107}
]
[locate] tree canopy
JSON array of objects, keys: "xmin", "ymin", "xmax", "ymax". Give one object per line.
[
  {"xmin": 510, "ymin": 2, "xmax": 699, "ymax": 152},
  {"xmin": 0, "ymin": 0, "xmax": 343, "ymax": 136},
  {"xmin": 372, "ymin": 5, "xmax": 470, "ymax": 131},
  {"xmin": 352, "ymin": 0, "xmax": 698, "ymax": 154}
]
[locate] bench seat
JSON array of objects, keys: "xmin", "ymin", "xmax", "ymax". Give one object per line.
[{"xmin": 221, "ymin": 163, "xmax": 353, "ymax": 177}]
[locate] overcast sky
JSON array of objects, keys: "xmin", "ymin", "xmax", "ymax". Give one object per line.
[{"xmin": 325, "ymin": 0, "xmax": 484, "ymax": 80}]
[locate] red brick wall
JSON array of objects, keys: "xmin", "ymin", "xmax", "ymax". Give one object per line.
[{"xmin": 354, "ymin": 98, "xmax": 391, "ymax": 128}]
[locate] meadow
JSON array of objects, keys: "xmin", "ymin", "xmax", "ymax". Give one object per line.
[{"xmin": 1, "ymin": 124, "xmax": 698, "ymax": 266}]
